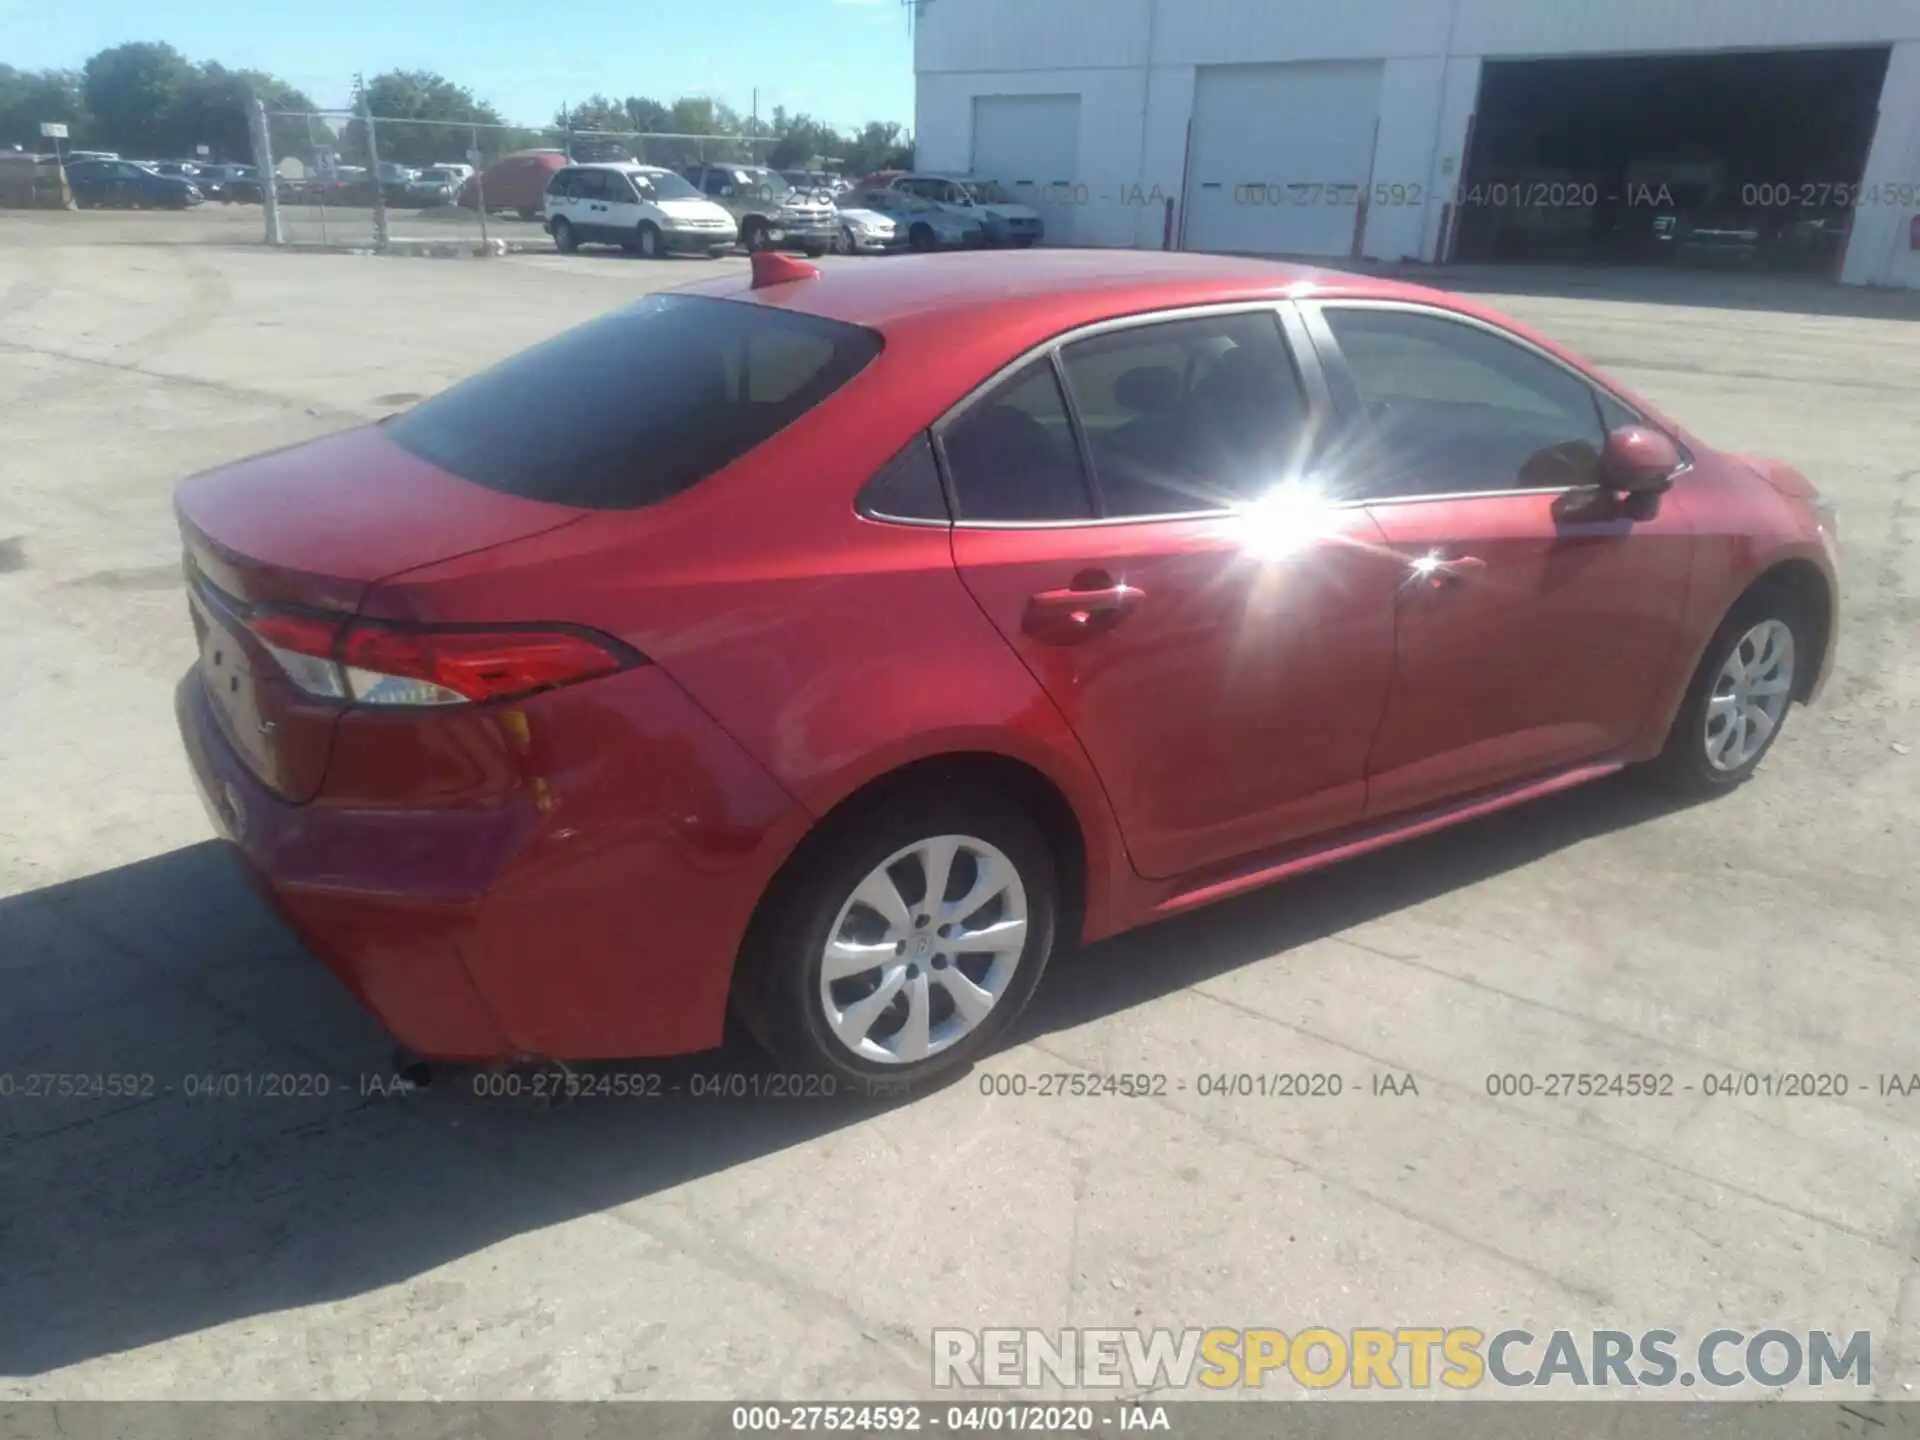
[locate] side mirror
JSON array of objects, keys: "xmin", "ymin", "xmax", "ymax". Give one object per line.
[{"xmin": 1600, "ymin": 424, "xmax": 1683, "ymax": 494}]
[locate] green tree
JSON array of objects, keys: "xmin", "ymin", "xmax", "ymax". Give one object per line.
[
  {"xmin": 168, "ymin": 64, "xmax": 316, "ymax": 164},
  {"xmin": 347, "ymin": 70, "xmax": 507, "ymax": 168},
  {"xmin": 0, "ymin": 65, "xmax": 89, "ymax": 150},
  {"xmin": 767, "ymin": 111, "xmax": 839, "ymax": 171},
  {"xmin": 839, "ymin": 120, "xmax": 911, "ymax": 178},
  {"xmin": 624, "ymin": 96, "xmax": 671, "ymax": 134},
  {"xmin": 81, "ymin": 42, "xmax": 195, "ymax": 154}
]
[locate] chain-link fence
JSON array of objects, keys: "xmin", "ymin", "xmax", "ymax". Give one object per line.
[{"xmin": 254, "ymin": 107, "xmax": 780, "ymax": 249}]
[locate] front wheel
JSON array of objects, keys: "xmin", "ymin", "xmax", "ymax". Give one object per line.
[
  {"xmin": 633, "ymin": 222, "xmax": 662, "ymax": 258},
  {"xmin": 832, "ymin": 226, "xmax": 855, "ymax": 256},
  {"xmin": 733, "ymin": 790, "xmax": 1058, "ymax": 1085},
  {"xmin": 1643, "ymin": 589, "xmax": 1805, "ymax": 796},
  {"xmin": 908, "ymin": 223, "xmax": 937, "ymax": 254},
  {"xmin": 550, "ymin": 217, "xmax": 576, "ymax": 253}
]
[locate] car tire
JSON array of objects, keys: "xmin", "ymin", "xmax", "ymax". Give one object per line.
[
  {"xmin": 1642, "ymin": 585, "xmax": 1807, "ymax": 797},
  {"xmin": 634, "ymin": 222, "xmax": 663, "ymax": 258},
  {"xmin": 517, "ymin": 205, "xmax": 538, "ymax": 221},
  {"xmin": 551, "ymin": 217, "xmax": 577, "ymax": 254},
  {"xmin": 832, "ymin": 226, "xmax": 855, "ymax": 256},
  {"xmin": 802, "ymin": 243, "xmax": 827, "ymax": 258},
  {"xmin": 733, "ymin": 786, "xmax": 1059, "ymax": 1086},
  {"xmin": 708, "ymin": 244, "xmax": 734, "ymax": 259},
  {"xmin": 908, "ymin": 223, "xmax": 936, "ymax": 254},
  {"xmin": 1014, "ymin": 236, "xmax": 1038, "ymax": 249},
  {"xmin": 741, "ymin": 218, "xmax": 771, "ymax": 253}
]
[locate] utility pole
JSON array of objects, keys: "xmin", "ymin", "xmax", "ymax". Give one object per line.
[
  {"xmin": 248, "ymin": 97, "xmax": 284, "ymax": 245},
  {"xmin": 355, "ymin": 72, "xmax": 390, "ymax": 252}
]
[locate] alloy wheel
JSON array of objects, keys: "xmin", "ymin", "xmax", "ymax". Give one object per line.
[
  {"xmin": 1705, "ymin": 618, "xmax": 1795, "ymax": 771},
  {"xmin": 817, "ymin": 834, "xmax": 1028, "ymax": 1066}
]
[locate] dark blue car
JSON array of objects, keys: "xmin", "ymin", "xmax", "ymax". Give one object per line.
[{"xmin": 66, "ymin": 159, "xmax": 203, "ymax": 210}]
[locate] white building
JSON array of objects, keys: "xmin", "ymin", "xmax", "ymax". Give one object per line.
[{"xmin": 913, "ymin": 0, "xmax": 1920, "ymax": 288}]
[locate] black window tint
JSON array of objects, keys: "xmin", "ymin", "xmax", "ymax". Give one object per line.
[
  {"xmin": 384, "ymin": 294, "xmax": 882, "ymax": 510},
  {"xmin": 1596, "ymin": 390, "xmax": 1640, "ymax": 432},
  {"xmin": 603, "ymin": 171, "xmax": 636, "ymax": 201},
  {"xmin": 550, "ymin": 169, "xmax": 577, "ymax": 198},
  {"xmin": 1061, "ymin": 311, "xmax": 1312, "ymax": 516},
  {"xmin": 942, "ymin": 360, "xmax": 1093, "ymax": 522},
  {"xmin": 858, "ymin": 434, "xmax": 950, "ymax": 523},
  {"xmin": 1324, "ymin": 308, "xmax": 1606, "ymax": 498}
]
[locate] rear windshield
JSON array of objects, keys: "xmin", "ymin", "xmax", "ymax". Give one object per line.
[{"xmin": 384, "ymin": 294, "xmax": 882, "ymax": 509}]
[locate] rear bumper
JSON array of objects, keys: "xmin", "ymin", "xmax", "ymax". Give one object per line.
[{"xmin": 174, "ymin": 665, "xmax": 812, "ymax": 1062}]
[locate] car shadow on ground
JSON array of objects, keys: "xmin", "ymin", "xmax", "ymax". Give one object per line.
[{"xmin": 0, "ymin": 773, "xmax": 1692, "ymax": 1377}]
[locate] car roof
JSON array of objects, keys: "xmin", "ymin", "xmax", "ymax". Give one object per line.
[
  {"xmin": 683, "ymin": 248, "xmax": 1436, "ymax": 330},
  {"xmin": 671, "ymin": 249, "xmax": 1642, "ymax": 415},
  {"xmin": 572, "ymin": 161, "xmax": 670, "ymax": 173}
]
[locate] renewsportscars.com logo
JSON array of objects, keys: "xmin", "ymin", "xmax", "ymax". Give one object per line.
[{"xmin": 932, "ymin": 1327, "xmax": 1872, "ymax": 1392}]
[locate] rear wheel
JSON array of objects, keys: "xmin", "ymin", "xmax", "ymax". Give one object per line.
[
  {"xmin": 1643, "ymin": 588, "xmax": 1805, "ymax": 796},
  {"xmin": 516, "ymin": 205, "xmax": 538, "ymax": 221},
  {"xmin": 550, "ymin": 217, "xmax": 576, "ymax": 253},
  {"xmin": 734, "ymin": 789, "xmax": 1058, "ymax": 1085}
]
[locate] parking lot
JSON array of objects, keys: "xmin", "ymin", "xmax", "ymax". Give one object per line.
[{"xmin": 1, "ymin": 209, "xmax": 1916, "ymax": 1401}]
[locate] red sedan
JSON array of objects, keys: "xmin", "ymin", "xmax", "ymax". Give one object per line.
[{"xmin": 173, "ymin": 249, "xmax": 1840, "ymax": 1083}]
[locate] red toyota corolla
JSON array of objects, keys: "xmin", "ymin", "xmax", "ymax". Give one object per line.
[{"xmin": 173, "ymin": 249, "xmax": 1840, "ymax": 1083}]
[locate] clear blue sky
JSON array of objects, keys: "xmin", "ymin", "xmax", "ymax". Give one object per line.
[{"xmin": 6, "ymin": 0, "xmax": 918, "ymax": 133}]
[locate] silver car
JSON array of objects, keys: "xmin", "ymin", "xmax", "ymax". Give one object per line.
[
  {"xmin": 849, "ymin": 189, "xmax": 987, "ymax": 252},
  {"xmin": 883, "ymin": 173, "xmax": 1045, "ymax": 248},
  {"xmin": 682, "ymin": 163, "xmax": 840, "ymax": 256},
  {"xmin": 830, "ymin": 195, "xmax": 905, "ymax": 254}
]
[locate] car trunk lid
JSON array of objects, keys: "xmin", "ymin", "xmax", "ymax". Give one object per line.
[{"xmin": 176, "ymin": 424, "xmax": 587, "ymax": 802}]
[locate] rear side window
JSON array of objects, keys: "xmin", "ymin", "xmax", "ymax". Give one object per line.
[
  {"xmin": 384, "ymin": 294, "xmax": 883, "ymax": 509},
  {"xmin": 940, "ymin": 360, "xmax": 1094, "ymax": 522}
]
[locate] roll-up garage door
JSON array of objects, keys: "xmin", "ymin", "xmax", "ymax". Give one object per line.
[
  {"xmin": 1183, "ymin": 61, "xmax": 1383, "ymax": 257},
  {"xmin": 971, "ymin": 93, "xmax": 1082, "ymax": 244}
]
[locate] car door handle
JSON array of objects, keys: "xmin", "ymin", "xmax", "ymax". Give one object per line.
[
  {"xmin": 1403, "ymin": 553, "xmax": 1486, "ymax": 592},
  {"xmin": 1023, "ymin": 579, "xmax": 1144, "ymax": 643}
]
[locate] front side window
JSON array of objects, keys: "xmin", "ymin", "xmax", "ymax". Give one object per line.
[
  {"xmin": 1059, "ymin": 311, "xmax": 1314, "ymax": 517},
  {"xmin": 385, "ymin": 294, "xmax": 882, "ymax": 510},
  {"xmin": 941, "ymin": 360, "xmax": 1093, "ymax": 523},
  {"xmin": 1321, "ymin": 307, "xmax": 1607, "ymax": 499}
]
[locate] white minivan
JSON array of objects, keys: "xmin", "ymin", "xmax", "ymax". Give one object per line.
[{"xmin": 544, "ymin": 162, "xmax": 739, "ymax": 258}]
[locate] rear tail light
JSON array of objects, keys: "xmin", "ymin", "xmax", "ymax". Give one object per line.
[{"xmin": 243, "ymin": 609, "xmax": 642, "ymax": 707}]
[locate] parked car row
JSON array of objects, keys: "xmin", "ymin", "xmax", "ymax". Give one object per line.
[
  {"xmin": 281, "ymin": 161, "xmax": 464, "ymax": 210},
  {"xmin": 520, "ymin": 155, "xmax": 1047, "ymax": 260},
  {"xmin": 64, "ymin": 158, "xmax": 206, "ymax": 209}
]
